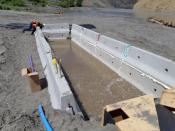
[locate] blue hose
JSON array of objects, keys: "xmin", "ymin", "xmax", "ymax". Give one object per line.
[{"xmin": 38, "ymin": 103, "xmax": 53, "ymax": 131}]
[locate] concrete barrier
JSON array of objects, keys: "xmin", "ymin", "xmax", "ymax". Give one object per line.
[
  {"xmin": 71, "ymin": 24, "xmax": 175, "ymax": 97},
  {"xmin": 42, "ymin": 23, "xmax": 70, "ymax": 40},
  {"xmin": 35, "ymin": 28, "xmax": 81, "ymax": 115},
  {"xmin": 35, "ymin": 23, "xmax": 175, "ymax": 114},
  {"xmin": 42, "ymin": 23, "xmax": 70, "ymax": 33}
]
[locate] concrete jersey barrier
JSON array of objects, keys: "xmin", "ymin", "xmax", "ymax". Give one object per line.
[
  {"xmin": 35, "ymin": 27, "xmax": 81, "ymax": 115},
  {"xmin": 71, "ymin": 24, "xmax": 175, "ymax": 97},
  {"xmin": 35, "ymin": 23, "xmax": 175, "ymax": 114}
]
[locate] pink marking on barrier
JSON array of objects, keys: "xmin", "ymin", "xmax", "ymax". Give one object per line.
[{"xmin": 97, "ymin": 34, "xmax": 100, "ymax": 42}]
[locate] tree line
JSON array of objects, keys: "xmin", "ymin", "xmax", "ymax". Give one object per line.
[
  {"xmin": 59, "ymin": 0, "xmax": 83, "ymax": 8},
  {"xmin": 0, "ymin": 0, "xmax": 83, "ymax": 10}
]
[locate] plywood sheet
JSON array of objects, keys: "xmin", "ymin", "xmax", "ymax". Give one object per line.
[{"xmin": 104, "ymin": 95, "xmax": 160, "ymax": 131}]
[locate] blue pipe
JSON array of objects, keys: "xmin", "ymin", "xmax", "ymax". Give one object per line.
[{"xmin": 38, "ymin": 103, "xmax": 53, "ymax": 131}]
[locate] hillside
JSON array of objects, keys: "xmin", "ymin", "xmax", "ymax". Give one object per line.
[
  {"xmin": 83, "ymin": 0, "xmax": 137, "ymax": 9},
  {"xmin": 134, "ymin": 0, "xmax": 175, "ymax": 12}
]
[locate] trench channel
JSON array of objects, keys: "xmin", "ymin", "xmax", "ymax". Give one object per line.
[{"xmin": 49, "ymin": 39, "xmax": 144, "ymax": 117}]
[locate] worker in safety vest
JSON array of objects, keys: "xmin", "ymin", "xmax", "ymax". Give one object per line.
[{"xmin": 23, "ymin": 20, "xmax": 44, "ymax": 35}]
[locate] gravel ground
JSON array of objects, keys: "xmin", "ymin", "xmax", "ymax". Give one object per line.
[{"xmin": 0, "ymin": 7, "xmax": 175, "ymax": 130}]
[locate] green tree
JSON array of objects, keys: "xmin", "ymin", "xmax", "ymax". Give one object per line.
[
  {"xmin": 0, "ymin": 0, "xmax": 25, "ymax": 7},
  {"xmin": 59, "ymin": 0, "xmax": 83, "ymax": 8},
  {"xmin": 12, "ymin": 0, "xmax": 25, "ymax": 6},
  {"xmin": 75, "ymin": 0, "xmax": 83, "ymax": 7},
  {"xmin": 63, "ymin": 0, "xmax": 74, "ymax": 8},
  {"xmin": 29, "ymin": 0, "xmax": 48, "ymax": 7}
]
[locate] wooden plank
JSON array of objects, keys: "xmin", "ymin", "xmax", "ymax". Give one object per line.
[
  {"xmin": 28, "ymin": 72, "xmax": 41, "ymax": 92},
  {"xmin": 160, "ymin": 89, "xmax": 175, "ymax": 109},
  {"xmin": 102, "ymin": 95, "xmax": 160, "ymax": 131},
  {"xmin": 21, "ymin": 68, "xmax": 41, "ymax": 92},
  {"xmin": 21, "ymin": 68, "xmax": 29, "ymax": 76},
  {"xmin": 117, "ymin": 117, "xmax": 158, "ymax": 131}
]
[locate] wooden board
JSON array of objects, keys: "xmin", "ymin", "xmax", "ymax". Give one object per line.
[
  {"xmin": 21, "ymin": 68, "xmax": 41, "ymax": 92},
  {"xmin": 102, "ymin": 95, "xmax": 160, "ymax": 131},
  {"xmin": 28, "ymin": 72, "xmax": 41, "ymax": 92},
  {"xmin": 21, "ymin": 68, "xmax": 29, "ymax": 76},
  {"xmin": 160, "ymin": 89, "xmax": 175, "ymax": 109}
]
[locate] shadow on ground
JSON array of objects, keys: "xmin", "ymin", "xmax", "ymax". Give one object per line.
[
  {"xmin": 0, "ymin": 23, "xmax": 29, "ymax": 29},
  {"xmin": 40, "ymin": 77, "xmax": 48, "ymax": 90},
  {"xmin": 79, "ymin": 24, "xmax": 96, "ymax": 29}
]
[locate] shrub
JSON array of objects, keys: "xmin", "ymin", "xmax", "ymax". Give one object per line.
[
  {"xmin": 0, "ymin": 0, "xmax": 25, "ymax": 7},
  {"xmin": 75, "ymin": 0, "xmax": 83, "ymax": 7},
  {"xmin": 59, "ymin": 0, "xmax": 83, "ymax": 8},
  {"xmin": 0, "ymin": 4, "xmax": 11, "ymax": 10},
  {"xmin": 12, "ymin": 0, "xmax": 25, "ymax": 6},
  {"xmin": 59, "ymin": 0, "xmax": 74, "ymax": 8},
  {"xmin": 29, "ymin": 0, "xmax": 48, "ymax": 7}
]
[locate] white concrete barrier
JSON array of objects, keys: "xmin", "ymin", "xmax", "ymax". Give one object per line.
[
  {"xmin": 71, "ymin": 24, "xmax": 175, "ymax": 97},
  {"xmin": 42, "ymin": 23, "xmax": 70, "ymax": 33},
  {"xmin": 98, "ymin": 34, "xmax": 175, "ymax": 88},
  {"xmin": 127, "ymin": 46, "xmax": 175, "ymax": 87},
  {"xmin": 42, "ymin": 23, "xmax": 70, "ymax": 39},
  {"xmin": 35, "ymin": 28, "xmax": 81, "ymax": 115},
  {"xmin": 35, "ymin": 23, "xmax": 175, "ymax": 114}
]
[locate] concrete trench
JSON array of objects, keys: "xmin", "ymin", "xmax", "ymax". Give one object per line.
[
  {"xmin": 35, "ymin": 23, "xmax": 175, "ymax": 118},
  {"xmin": 49, "ymin": 39, "xmax": 143, "ymax": 116}
]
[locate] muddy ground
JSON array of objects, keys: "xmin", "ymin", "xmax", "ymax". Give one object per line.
[
  {"xmin": 0, "ymin": 8, "xmax": 175, "ymax": 131},
  {"xmin": 50, "ymin": 39, "xmax": 143, "ymax": 116}
]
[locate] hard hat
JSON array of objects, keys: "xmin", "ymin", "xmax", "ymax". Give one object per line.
[{"xmin": 32, "ymin": 20, "xmax": 37, "ymax": 24}]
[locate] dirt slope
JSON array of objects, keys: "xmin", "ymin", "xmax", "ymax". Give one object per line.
[{"xmin": 134, "ymin": 0, "xmax": 175, "ymax": 11}]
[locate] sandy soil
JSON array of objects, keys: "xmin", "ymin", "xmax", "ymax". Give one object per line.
[
  {"xmin": 148, "ymin": 16, "xmax": 175, "ymax": 27},
  {"xmin": 134, "ymin": 0, "xmax": 175, "ymax": 12},
  {"xmin": 0, "ymin": 8, "xmax": 175, "ymax": 130}
]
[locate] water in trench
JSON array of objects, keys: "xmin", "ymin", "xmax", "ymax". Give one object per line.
[{"xmin": 49, "ymin": 39, "xmax": 143, "ymax": 116}]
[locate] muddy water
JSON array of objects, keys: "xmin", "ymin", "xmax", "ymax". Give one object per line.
[{"xmin": 49, "ymin": 39, "xmax": 143, "ymax": 116}]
